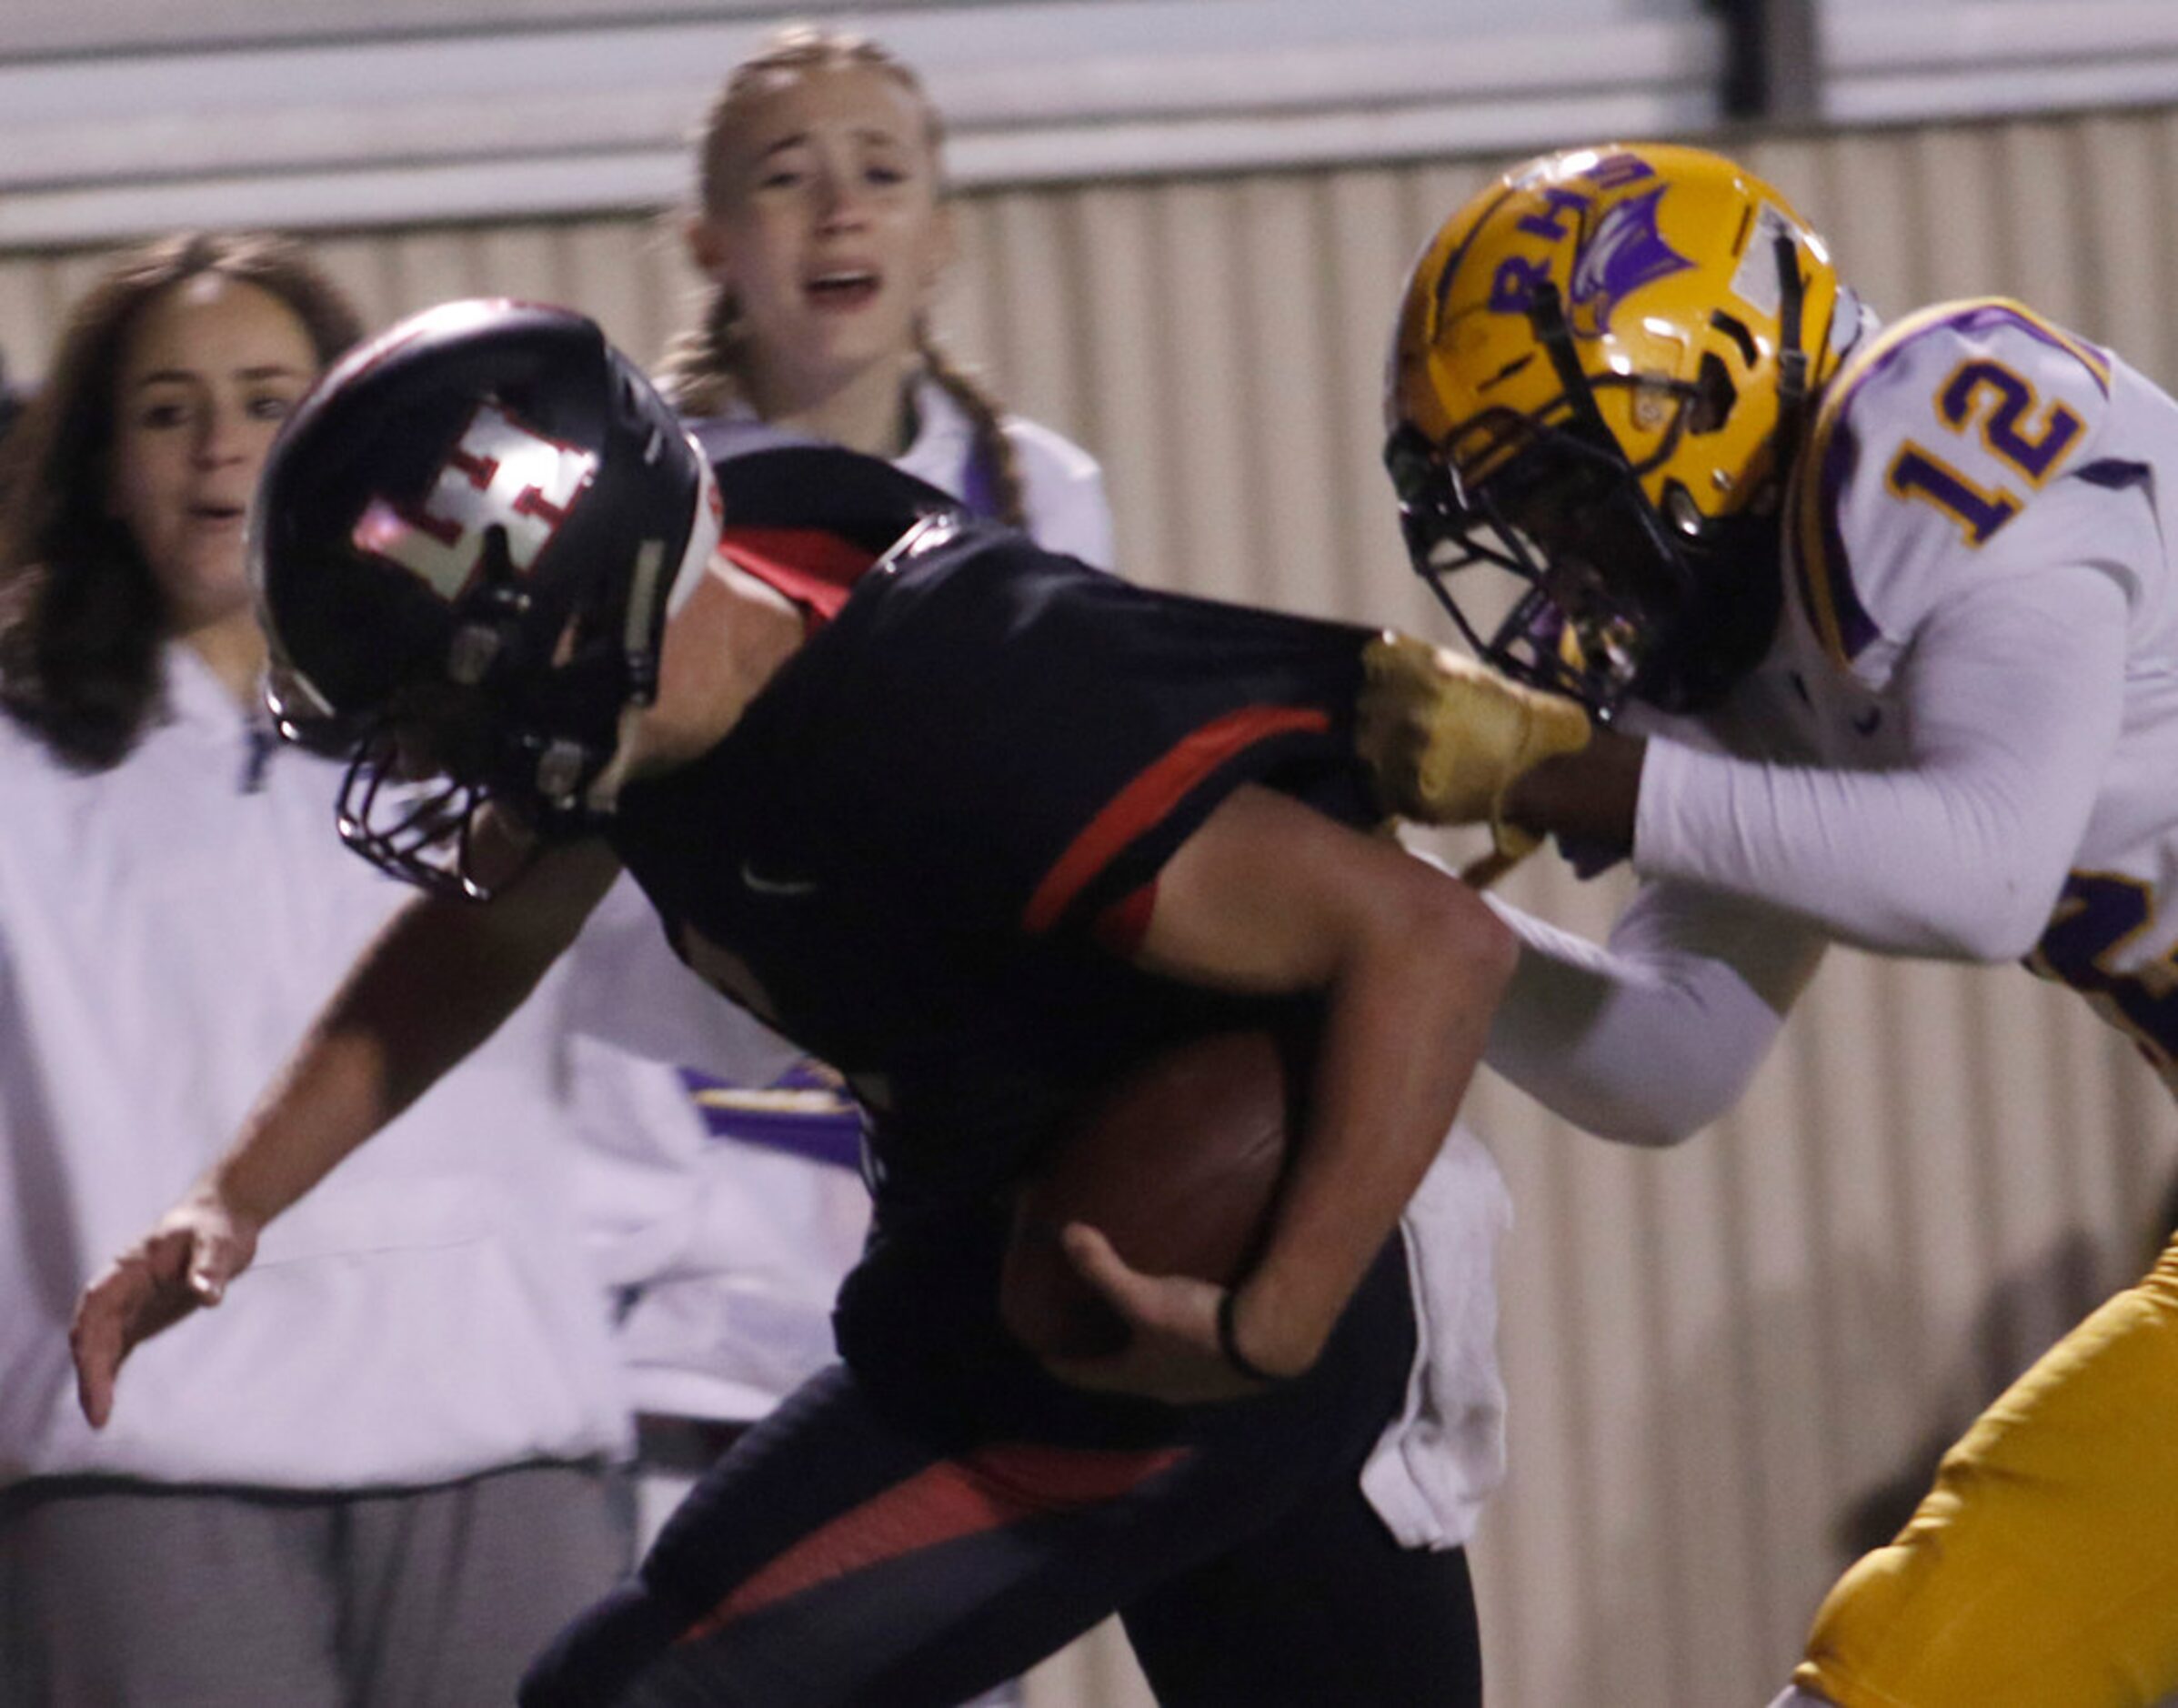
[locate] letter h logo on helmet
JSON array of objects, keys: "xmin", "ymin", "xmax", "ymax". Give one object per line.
[{"xmin": 349, "ymin": 401, "xmax": 597, "ymax": 601}]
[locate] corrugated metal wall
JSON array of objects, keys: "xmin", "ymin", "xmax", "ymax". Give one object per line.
[{"xmin": 5, "ymin": 105, "xmax": 2174, "ymax": 1708}]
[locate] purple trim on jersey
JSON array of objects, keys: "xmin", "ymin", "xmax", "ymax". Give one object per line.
[
  {"xmin": 1792, "ymin": 319, "xmax": 1932, "ymax": 665},
  {"xmin": 677, "ymin": 1065, "xmax": 864, "ymax": 1170},
  {"xmin": 959, "ymin": 442, "xmax": 999, "ymax": 521},
  {"xmin": 1794, "ymin": 407, "xmax": 1880, "ymax": 663},
  {"xmin": 2078, "ymin": 457, "xmax": 2152, "ymax": 490},
  {"xmin": 1932, "ymin": 302, "xmax": 2113, "ymax": 397}
]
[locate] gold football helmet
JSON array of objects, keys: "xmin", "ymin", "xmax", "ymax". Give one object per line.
[{"xmin": 1385, "ymin": 143, "xmax": 1858, "ymax": 713}]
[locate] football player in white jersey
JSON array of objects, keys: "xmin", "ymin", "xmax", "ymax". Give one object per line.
[{"xmin": 1376, "ymin": 141, "xmax": 2178, "ymax": 1708}]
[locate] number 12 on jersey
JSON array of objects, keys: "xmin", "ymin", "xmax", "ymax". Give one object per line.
[{"xmin": 1885, "ymin": 357, "xmax": 2084, "ymax": 547}]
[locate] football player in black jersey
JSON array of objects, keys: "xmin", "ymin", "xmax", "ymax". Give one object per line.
[{"xmin": 72, "ymin": 302, "xmax": 1579, "ymax": 1707}]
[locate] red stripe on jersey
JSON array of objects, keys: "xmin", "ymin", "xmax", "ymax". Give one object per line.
[
  {"xmin": 718, "ymin": 526, "xmax": 878, "ymax": 630},
  {"xmin": 1093, "ymin": 880, "xmax": 1159, "ymax": 958},
  {"xmin": 677, "ymin": 1442, "xmax": 1184, "ymax": 1640},
  {"xmin": 1023, "ymin": 706, "xmax": 1332, "ymax": 937}
]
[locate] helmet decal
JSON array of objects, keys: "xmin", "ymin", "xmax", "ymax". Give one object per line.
[
  {"xmin": 1728, "ymin": 203, "xmax": 1812, "ymax": 320},
  {"xmin": 350, "ymin": 400, "xmax": 598, "ymax": 602},
  {"xmin": 1483, "ymin": 187, "xmax": 1584, "ymax": 315},
  {"xmin": 1568, "ymin": 186, "xmax": 1694, "ymax": 337}
]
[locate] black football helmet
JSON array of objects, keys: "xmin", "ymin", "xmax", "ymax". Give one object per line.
[{"xmin": 251, "ymin": 299, "xmax": 718, "ymax": 898}]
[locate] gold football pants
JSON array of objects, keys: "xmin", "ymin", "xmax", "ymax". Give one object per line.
[{"xmin": 1795, "ymin": 1232, "xmax": 2178, "ymax": 1707}]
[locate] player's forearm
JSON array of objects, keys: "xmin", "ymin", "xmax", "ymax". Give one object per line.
[
  {"xmin": 1240, "ymin": 875, "xmax": 1514, "ymax": 1374},
  {"xmin": 1134, "ymin": 787, "xmax": 1513, "ymax": 1376},
  {"xmin": 209, "ymin": 1018, "xmax": 415, "ymax": 1229},
  {"xmin": 207, "ymin": 890, "xmax": 557, "ymax": 1224},
  {"xmin": 1636, "ymin": 748, "xmax": 2051, "ymax": 958},
  {"xmin": 1640, "ymin": 568, "xmax": 2126, "ymax": 960},
  {"xmin": 208, "ymin": 840, "xmax": 615, "ymax": 1228},
  {"xmin": 1482, "ymin": 889, "xmax": 1820, "ymax": 1145},
  {"xmin": 1500, "ymin": 722, "xmax": 1644, "ymax": 852}
]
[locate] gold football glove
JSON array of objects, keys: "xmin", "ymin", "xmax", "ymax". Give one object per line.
[{"xmin": 1357, "ymin": 630, "xmax": 1591, "ymax": 859}]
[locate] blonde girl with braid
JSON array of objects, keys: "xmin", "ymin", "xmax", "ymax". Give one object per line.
[
  {"xmin": 659, "ymin": 24, "xmax": 1113, "ymax": 564},
  {"xmin": 580, "ymin": 29, "xmax": 1119, "ymax": 1602}
]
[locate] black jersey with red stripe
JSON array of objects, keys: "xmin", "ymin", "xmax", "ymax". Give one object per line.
[
  {"xmin": 705, "ymin": 436, "xmax": 969, "ymax": 628},
  {"xmin": 608, "ymin": 443, "xmax": 1379, "ymax": 1221}
]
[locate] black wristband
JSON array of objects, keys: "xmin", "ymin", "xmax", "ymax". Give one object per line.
[{"xmin": 1216, "ymin": 1290, "xmax": 1285, "ymax": 1384}]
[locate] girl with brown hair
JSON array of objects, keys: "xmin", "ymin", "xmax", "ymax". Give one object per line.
[{"xmin": 0, "ymin": 235, "xmax": 642, "ymax": 1707}]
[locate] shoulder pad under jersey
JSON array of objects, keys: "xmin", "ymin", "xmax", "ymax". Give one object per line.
[{"xmin": 1789, "ymin": 297, "xmax": 2116, "ymax": 676}]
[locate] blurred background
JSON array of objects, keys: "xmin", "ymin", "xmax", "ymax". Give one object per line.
[{"xmin": 3, "ymin": 3, "xmax": 2175, "ymax": 1704}]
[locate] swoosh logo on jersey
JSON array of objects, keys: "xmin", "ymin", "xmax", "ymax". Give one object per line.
[{"xmin": 740, "ymin": 859, "xmax": 819, "ymax": 898}]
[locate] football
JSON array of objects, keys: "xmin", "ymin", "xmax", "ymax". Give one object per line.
[{"xmin": 999, "ymin": 1028, "xmax": 1302, "ymax": 1361}]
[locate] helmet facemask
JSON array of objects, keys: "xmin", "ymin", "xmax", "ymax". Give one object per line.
[
  {"xmin": 1387, "ymin": 326, "xmax": 1696, "ymax": 715},
  {"xmin": 327, "ymin": 512, "xmax": 692, "ymax": 901},
  {"xmin": 335, "ymin": 730, "xmax": 497, "ymax": 901},
  {"xmin": 329, "ymin": 617, "xmax": 539, "ymax": 901}
]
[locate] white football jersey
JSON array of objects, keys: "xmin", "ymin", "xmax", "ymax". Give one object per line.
[{"xmin": 1755, "ymin": 298, "xmax": 2178, "ymax": 1083}]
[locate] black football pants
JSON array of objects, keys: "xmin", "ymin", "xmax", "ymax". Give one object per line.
[{"xmin": 521, "ymin": 1238, "xmax": 1483, "ymax": 1707}]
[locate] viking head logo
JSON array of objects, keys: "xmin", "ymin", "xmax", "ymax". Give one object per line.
[{"xmin": 1569, "ymin": 186, "xmax": 1692, "ymax": 337}]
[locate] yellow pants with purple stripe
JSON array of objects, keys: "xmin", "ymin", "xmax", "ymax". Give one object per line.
[{"xmin": 1795, "ymin": 1233, "xmax": 2178, "ymax": 1708}]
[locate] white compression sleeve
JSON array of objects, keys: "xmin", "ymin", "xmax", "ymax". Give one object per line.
[
  {"xmin": 1482, "ymin": 880, "xmax": 1826, "ymax": 1146},
  {"xmin": 1634, "ymin": 564, "xmax": 2129, "ymax": 960}
]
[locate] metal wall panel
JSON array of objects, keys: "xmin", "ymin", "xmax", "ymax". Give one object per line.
[{"xmin": 5, "ymin": 105, "xmax": 2175, "ymax": 1708}]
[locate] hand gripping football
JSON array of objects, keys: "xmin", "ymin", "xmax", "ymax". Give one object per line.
[{"xmin": 999, "ymin": 1029, "xmax": 1301, "ymax": 1360}]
